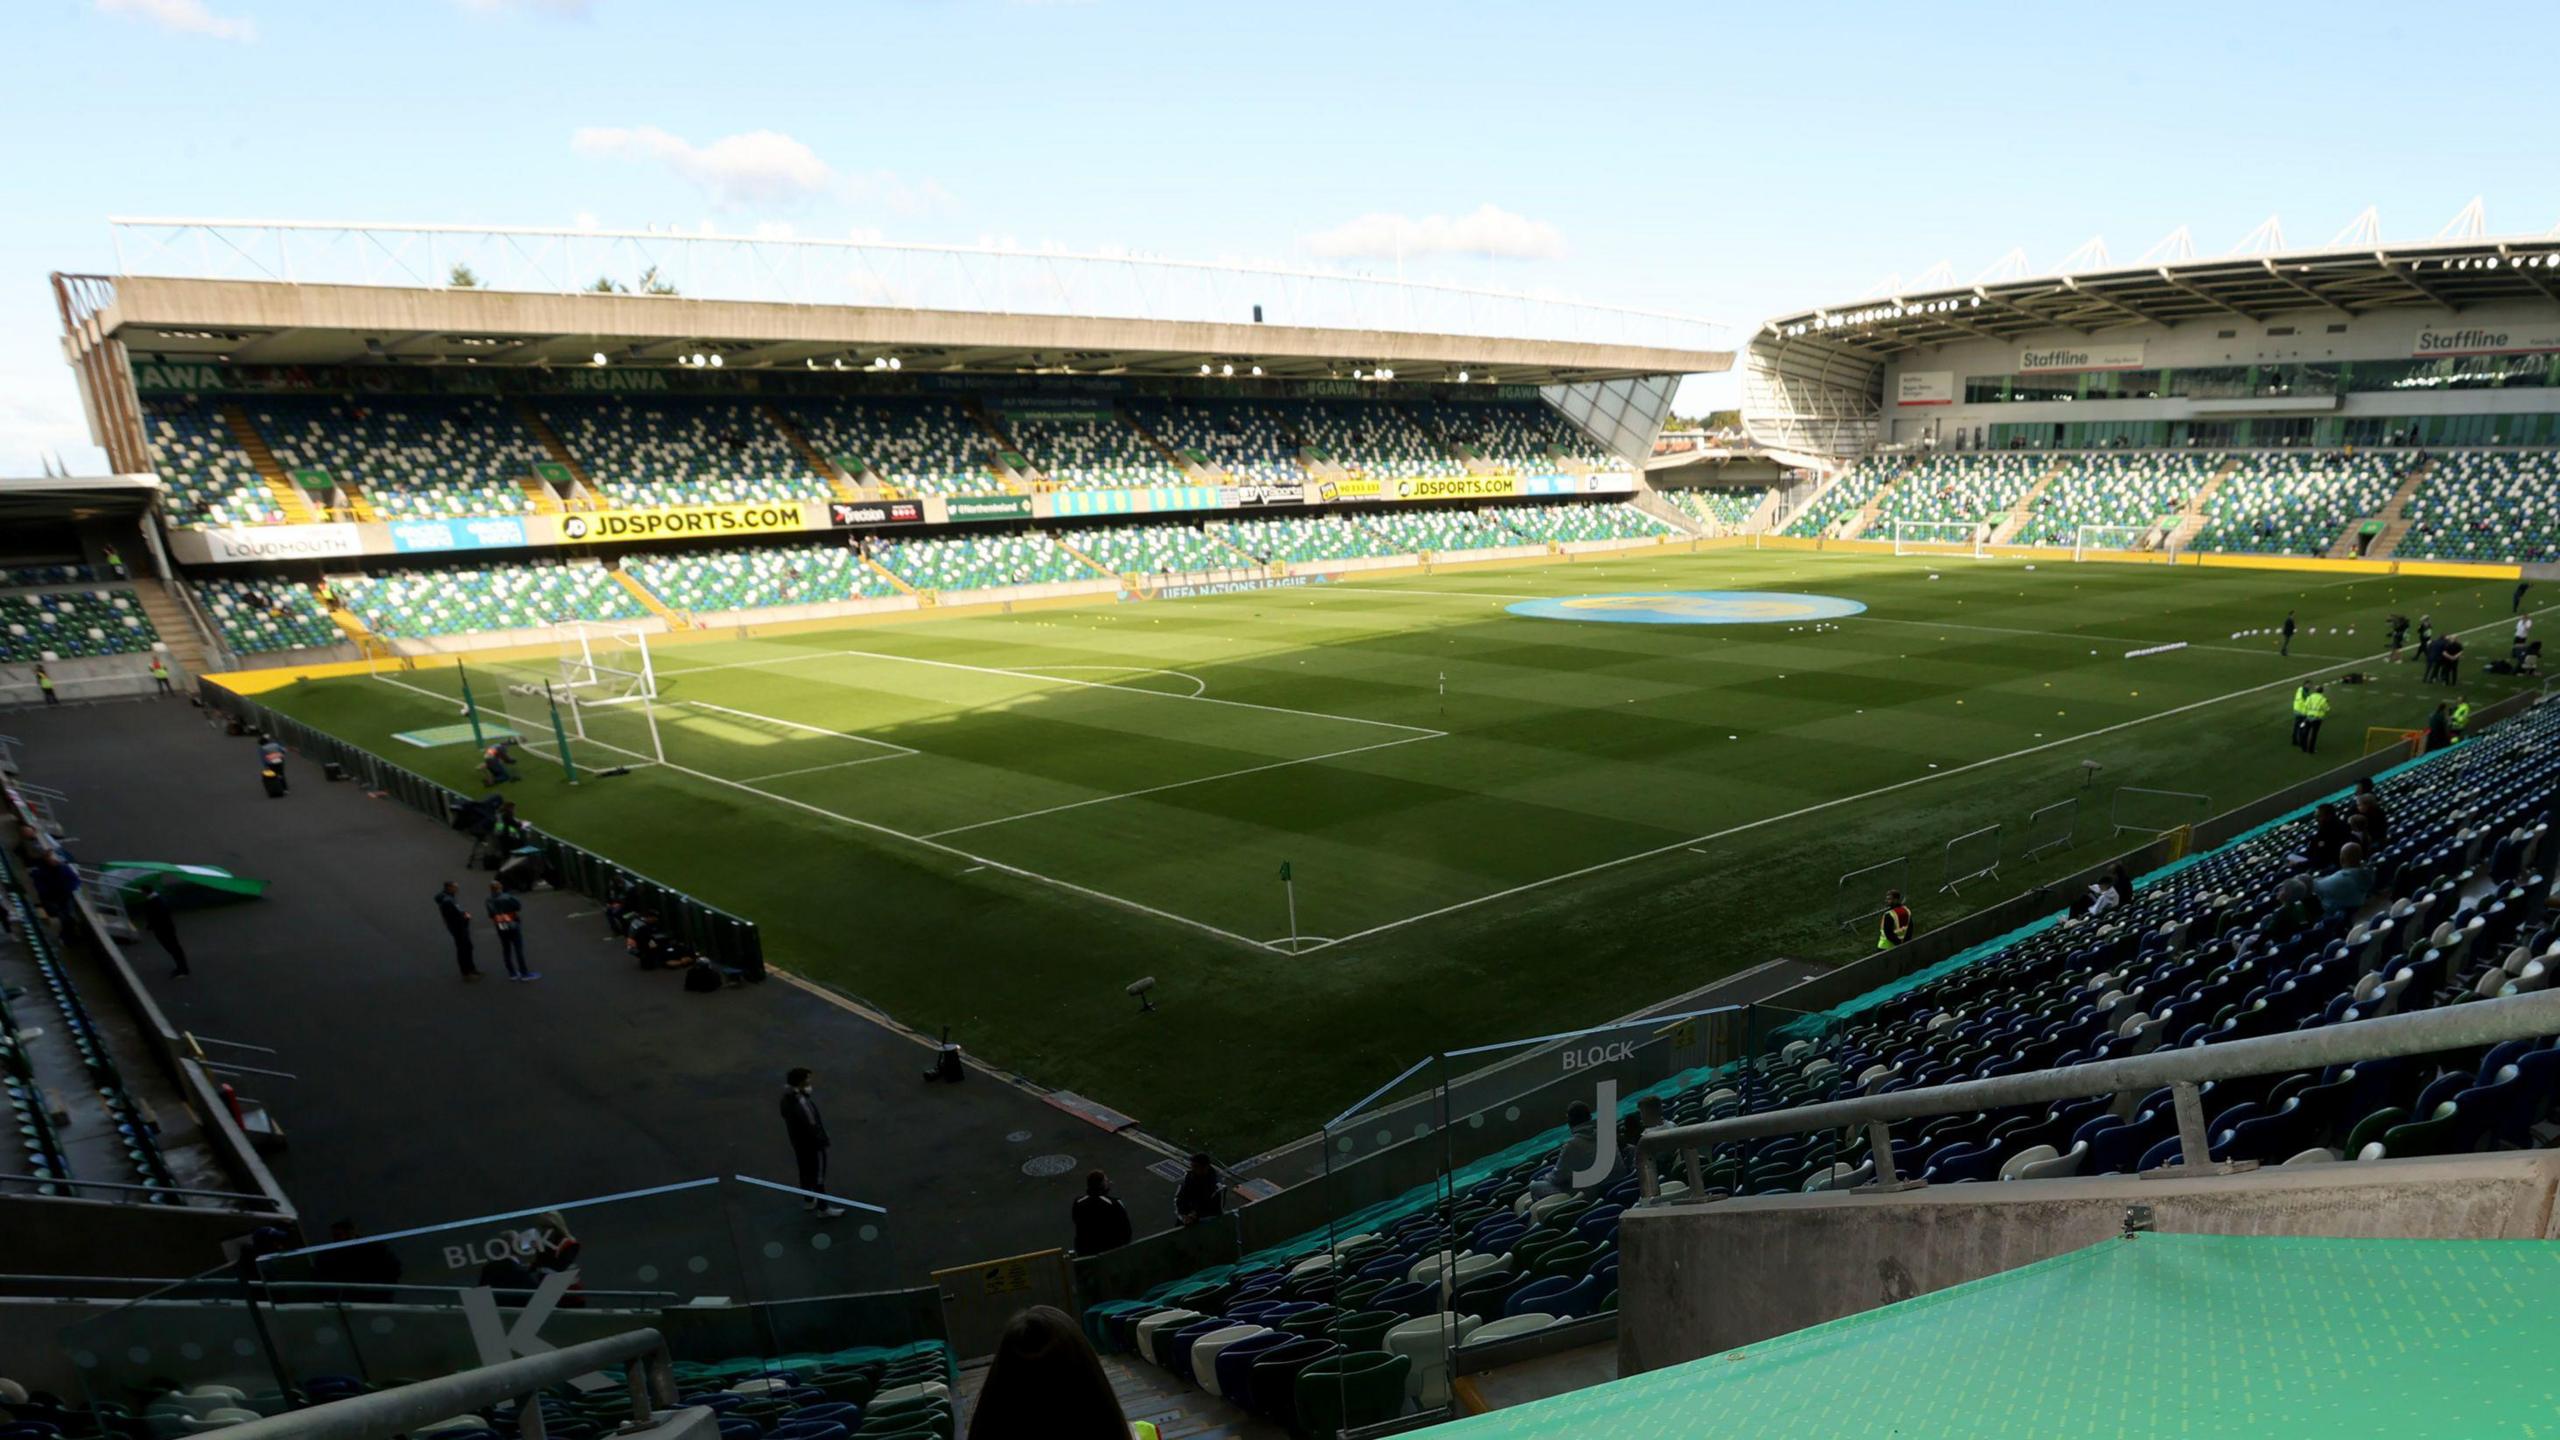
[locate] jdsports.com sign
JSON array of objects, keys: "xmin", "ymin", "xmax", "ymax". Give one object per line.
[{"xmin": 558, "ymin": 503, "xmax": 809, "ymax": 544}]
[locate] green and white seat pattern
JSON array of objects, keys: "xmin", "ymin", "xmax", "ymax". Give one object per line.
[
  {"xmin": 1502, "ymin": 502, "xmax": 1676, "ymax": 544},
  {"xmin": 1664, "ymin": 489, "xmax": 1763, "ymax": 531},
  {"xmin": 1297, "ymin": 402, "xmax": 1465, "ymax": 477},
  {"xmin": 2021, "ymin": 453, "xmax": 2214, "ymax": 544},
  {"xmin": 2398, "ymin": 450, "xmax": 2560, "ymax": 564},
  {"xmin": 1359, "ymin": 506, "xmax": 1522, "ymax": 553},
  {"xmin": 1006, "ymin": 408, "xmax": 1182, "ymax": 489},
  {"xmin": 257, "ymin": 395, "xmax": 544, "ymax": 519},
  {"xmin": 1124, "ymin": 400, "xmax": 1302, "ymax": 484},
  {"xmin": 1874, "ymin": 453, "xmax": 2045, "ymax": 528},
  {"xmin": 1223, "ymin": 513, "xmax": 1399, "ymax": 563},
  {"xmin": 876, "ymin": 533, "xmax": 1094, "ymax": 591},
  {"xmin": 622, "ymin": 543, "xmax": 901, "ymax": 613},
  {"xmin": 1071, "ymin": 524, "xmax": 1245, "ymax": 574},
  {"xmin": 0, "ymin": 589, "xmax": 160, "ymax": 662},
  {"xmin": 543, "ymin": 398, "xmax": 812, "ymax": 507},
  {"xmin": 1780, "ymin": 458, "xmax": 1894, "ymax": 537},
  {"xmin": 782, "ymin": 397, "xmax": 997, "ymax": 495},
  {"xmin": 143, "ymin": 399, "xmax": 283, "ymax": 527},
  {"xmin": 337, "ymin": 562, "xmax": 645, "ymax": 638},
  {"xmin": 193, "ymin": 577, "xmax": 340, "ymax": 653},
  {"xmin": 1422, "ymin": 401, "xmax": 1613, "ymax": 471},
  {"xmin": 2195, "ymin": 451, "xmax": 2401, "ymax": 556}
]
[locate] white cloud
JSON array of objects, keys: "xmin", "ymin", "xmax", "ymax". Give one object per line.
[
  {"xmin": 1302, "ymin": 204, "xmax": 1566, "ymax": 262},
  {"xmin": 95, "ymin": 0, "xmax": 255, "ymax": 41},
  {"xmin": 573, "ymin": 126, "xmax": 835, "ymax": 207}
]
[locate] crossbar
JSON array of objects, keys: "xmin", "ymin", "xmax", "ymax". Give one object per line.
[
  {"xmin": 211, "ymin": 1329, "xmax": 673, "ymax": 1440},
  {"xmin": 1636, "ymin": 988, "xmax": 2560, "ymax": 1196}
]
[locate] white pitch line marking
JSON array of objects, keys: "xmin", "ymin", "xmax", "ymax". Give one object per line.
[
  {"xmin": 1302, "ymin": 599, "xmax": 2560, "ymax": 952},
  {"xmin": 922, "ymin": 730, "xmax": 1444, "ymax": 839}
]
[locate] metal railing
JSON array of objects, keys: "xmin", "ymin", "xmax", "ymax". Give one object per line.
[
  {"xmin": 213, "ymin": 1329, "xmax": 674, "ymax": 1440},
  {"xmin": 1636, "ymin": 988, "xmax": 2560, "ymax": 1198}
]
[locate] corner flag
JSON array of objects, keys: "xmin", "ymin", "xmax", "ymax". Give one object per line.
[{"xmin": 1279, "ymin": 861, "xmax": 1292, "ymax": 882}]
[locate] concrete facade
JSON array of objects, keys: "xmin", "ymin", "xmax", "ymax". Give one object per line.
[{"xmin": 1617, "ymin": 1151, "xmax": 2560, "ymax": 1375}]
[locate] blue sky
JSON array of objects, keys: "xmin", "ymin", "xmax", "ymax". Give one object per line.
[{"xmin": 6, "ymin": 0, "xmax": 2557, "ymax": 470}]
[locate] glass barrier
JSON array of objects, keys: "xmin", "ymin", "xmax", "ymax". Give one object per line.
[
  {"xmin": 722, "ymin": 1175, "xmax": 920, "ymax": 1365},
  {"xmin": 63, "ymin": 1266, "xmax": 287, "ymax": 1420},
  {"xmin": 1305, "ymin": 1052, "xmax": 1451, "ymax": 1436}
]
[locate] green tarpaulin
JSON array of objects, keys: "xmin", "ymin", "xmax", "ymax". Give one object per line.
[
  {"xmin": 1441, "ymin": 1234, "xmax": 2560, "ymax": 1438},
  {"xmin": 99, "ymin": 862, "xmax": 269, "ymax": 904}
]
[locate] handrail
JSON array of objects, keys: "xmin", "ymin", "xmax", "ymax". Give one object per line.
[
  {"xmin": 213, "ymin": 1328, "xmax": 673, "ymax": 1440},
  {"xmin": 1636, "ymin": 988, "xmax": 2560, "ymax": 1196}
]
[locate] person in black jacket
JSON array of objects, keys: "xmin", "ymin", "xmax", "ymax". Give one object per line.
[
  {"xmin": 435, "ymin": 882, "xmax": 479, "ymax": 981},
  {"xmin": 1173, "ymin": 1153, "xmax": 1223, "ymax": 1226},
  {"xmin": 1070, "ymin": 1170, "xmax": 1132, "ymax": 1254},
  {"xmin": 780, "ymin": 1068, "xmax": 844, "ymax": 1216}
]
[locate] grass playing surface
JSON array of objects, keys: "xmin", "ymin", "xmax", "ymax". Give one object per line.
[{"xmin": 258, "ymin": 548, "xmax": 2541, "ymax": 1157}]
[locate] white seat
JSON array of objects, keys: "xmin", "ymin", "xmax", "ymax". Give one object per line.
[
  {"xmin": 1132, "ymin": 1308, "xmax": 1202, "ymax": 1367},
  {"xmin": 1997, "ymin": 1144, "xmax": 2058, "ymax": 1180},
  {"xmin": 1190, "ymin": 1324, "xmax": 1269, "ymax": 1397},
  {"xmin": 2006, "ymin": 1141, "xmax": 2088, "ymax": 1180},
  {"xmin": 1385, "ymin": 1312, "xmax": 1483, "ymax": 1408},
  {"xmin": 1463, "ymin": 1314, "xmax": 1556, "ymax": 1348},
  {"xmin": 870, "ymin": 1381, "xmax": 948, "ymax": 1411},
  {"xmin": 2283, "ymin": 1147, "xmax": 2341, "ymax": 1166}
]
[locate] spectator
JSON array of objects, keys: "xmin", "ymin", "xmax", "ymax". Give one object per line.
[
  {"xmin": 2278, "ymin": 610, "xmax": 2296, "ymax": 657},
  {"xmin": 487, "ymin": 879, "xmax": 536, "ymax": 981},
  {"xmin": 2425, "ymin": 701, "xmax": 2454, "ymax": 753},
  {"xmin": 2306, "ymin": 803, "xmax": 2348, "ymax": 870},
  {"xmin": 1070, "ymin": 1170, "xmax": 1132, "ymax": 1255},
  {"xmin": 2263, "ymin": 877, "xmax": 2321, "ymax": 940},
  {"xmin": 310, "ymin": 1218, "xmax": 403, "ymax": 1301},
  {"xmin": 2439, "ymin": 635, "xmax": 2466, "ymax": 687},
  {"xmin": 2106, "ymin": 863, "xmax": 2134, "ymax": 905},
  {"xmin": 1529, "ymin": 1101, "xmax": 1604, "ymax": 1199},
  {"xmin": 435, "ymin": 881, "xmax": 479, "ymax": 981},
  {"xmin": 779, "ymin": 1068, "xmax": 844, "ymax": 1217},
  {"xmin": 1173, "ymin": 1153, "xmax": 1224, "ymax": 1226},
  {"xmin": 2314, "ymin": 843, "xmax": 2373, "ymax": 919},
  {"xmin": 482, "ymin": 739, "xmax": 518, "ymax": 785},
  {"xmin": 966, "ymin": 1305, "xmax": 1138, "ymax": 1440},
  {"xmin": 29, "ymin": 850, "xmax": 80, "ymax": 923},
  {"xmin": 2353, "ymin": 778, "xmax": 2389, "ymax": 846},
  {"xmin": 138, "ymin": 887, "xmax": 190, "ymax": 979},
  {"xmin": 103, "ymin": 543, "xmax": 125, "ymax": 579}
]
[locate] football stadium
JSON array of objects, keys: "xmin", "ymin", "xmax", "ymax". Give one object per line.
[{"xmin": 13, "ymin": 9, "xmax": 2560, "ymax": 1437}]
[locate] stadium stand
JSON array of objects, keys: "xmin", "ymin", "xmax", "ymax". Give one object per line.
[
  {"xmin": 1419, "ymin": 400, "xmax": 1617, "ymax": 471},
  {"xmin": 2194, "ymin": 450, "xmax": 2403, "ymax": 556},
  {"xmin": 1222, "ymin": 513, "xmax": 1401, "ymax": 563},
  {"xmin": 1067, "ymin": 522, "xmax": 1248, "ymax": 575},
  {"xmin": 141, "ymin": 399, "xmax": 284, "ymax": 527},
  {"xmin": 1873, "ymin": 452, "xmax": 2046, "ymax": 529},
  {"xmin": 1296, "ymin": 402, "xmax": 1465, "ymax": 478},
  {"xmin": 0, "ymin": 588, "xmax": 160, "ymax": 662},
  {"xmin": 2397, "ymin": 450, "xmax": 2560, "ymax": 564},
  {"xmin": 335, "ymin": 561, "xmax": 646, "ymax": 639},
  {"xmin": 1660, "ymin": 488, "xmax": 1763, "ymax": 532},
  {"xmin": 1081, "ymin": 695, "xmax": 2560, "ymax": 1429},
  {"xmin": 621, "ymin": 542, "xmax": 904, "ymax": 614},
  {"xmin": 2019, "ymin": 452, "xmax": 2217, "ymax": 546},
  {"xmin": 1122, "ymin": 398, "xmax": 1304, "ymax": 483},
  {"xmin": 778, "ymin": 396, "xmax": 1002, "ymax": 496},
  {"xmin": 874, "ymin": 532, "xmax": 1096, "ymax": 591},
  {"xmin": 1779, "ymin": 457, "xmax": 1895, "ymax": 538},
  {"xmin": 0, "ymin": 563, "xmax": 101, "ymax": 588},
  {"xmin": 540, "ymin": 398, "xmax": 812, "ymax": 507},
  {"xmin": 250, "ymin": 395, "xmax": 548, "ymax": 520},
  {"xmin": 1001, "ymin": 404, "xmax": 1183, "ymax": 489},
  {"xmin": 1500, "ymin": 502, "xmax": 1676, "ymax": 544},
  {"xmin": 191, "ymin": 577, "xmax": 340, "ymax": 654},
  {"xmin": 1359, "ymin": 505, "xmax": 1529, "ymax": 554}
]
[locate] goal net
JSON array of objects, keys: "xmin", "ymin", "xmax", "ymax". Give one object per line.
[
  {"xmin": 2074, "ymin": 523, "xmax": 2174, "ymax": 562},
  {"xmin": 1891, "ymin": 519, "xmax": 1989, "ymax": 558},
  {"xmin": 557, "ymin": 619, "xmax": 660, "ymax": 704}
]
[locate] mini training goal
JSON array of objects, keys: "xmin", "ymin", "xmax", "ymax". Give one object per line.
[
  {"xmin": 1891, "ymin": 519, "xmax": 1989, "ymax": 559},
  {"xmin": 2073, "ymin": 523, "xmax": 2175, "ymax": 562}
]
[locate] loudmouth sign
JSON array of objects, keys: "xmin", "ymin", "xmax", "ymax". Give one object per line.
[{"xmin": 827, "ymin": 500, "xmax": 926, "ymax": 527}]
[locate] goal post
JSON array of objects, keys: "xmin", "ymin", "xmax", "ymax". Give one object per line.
[
  {"xmin": 1891, "ymin": 518, "xmax": 1988, "ymax": 559},
  {"xmin": 2073, "ymin": 523, "xmax": 2174, "ymax": 562},
  {"xmin": 557, "ymin": 618, "xmax": 660, "ymax": 705}
]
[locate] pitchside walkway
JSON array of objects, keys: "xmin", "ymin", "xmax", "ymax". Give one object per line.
[{"xmin": 1, "ymin": 696, "xmax": 1177, "ymax": 1278}]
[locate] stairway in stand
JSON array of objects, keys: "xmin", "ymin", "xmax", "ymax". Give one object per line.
[
  {"xmin": 2364, "ymin": 457, "xmax": 2436, "ymax": 560},
  {"xmin": 1987, "ymin": 456, "xmax": 2075, "ymax": 545},
  {"xmin": 217, "ymin": 403, "xmax": 318, "ymax": 523},
  {"xmin": 762, "ymin": 402, "xmax": 862, "ymax": 501},
  {"xmin": 131, "ymin": 578, "xmax": 214, "ymax": 677},
  {"xmin": 2163, "ymin": 457, "xmax": 2240, "ymax": 554},
  {"xmin": 517, "ymin": 400, "xmax": 601, "ymax": 505},
  {"xmin": 952, "ymin": 1355, "xmax": 1285, "ymax": 1438}
]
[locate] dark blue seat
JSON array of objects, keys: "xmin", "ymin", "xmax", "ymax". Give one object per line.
[{"xmin": 1211, "ymin": 1329, "xmax": 1298, "ymax": 1401}]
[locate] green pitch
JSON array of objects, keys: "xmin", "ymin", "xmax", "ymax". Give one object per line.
[{"xmin": 258, "ymin": 549, "xmax": 2536, "ymax": 1156}]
